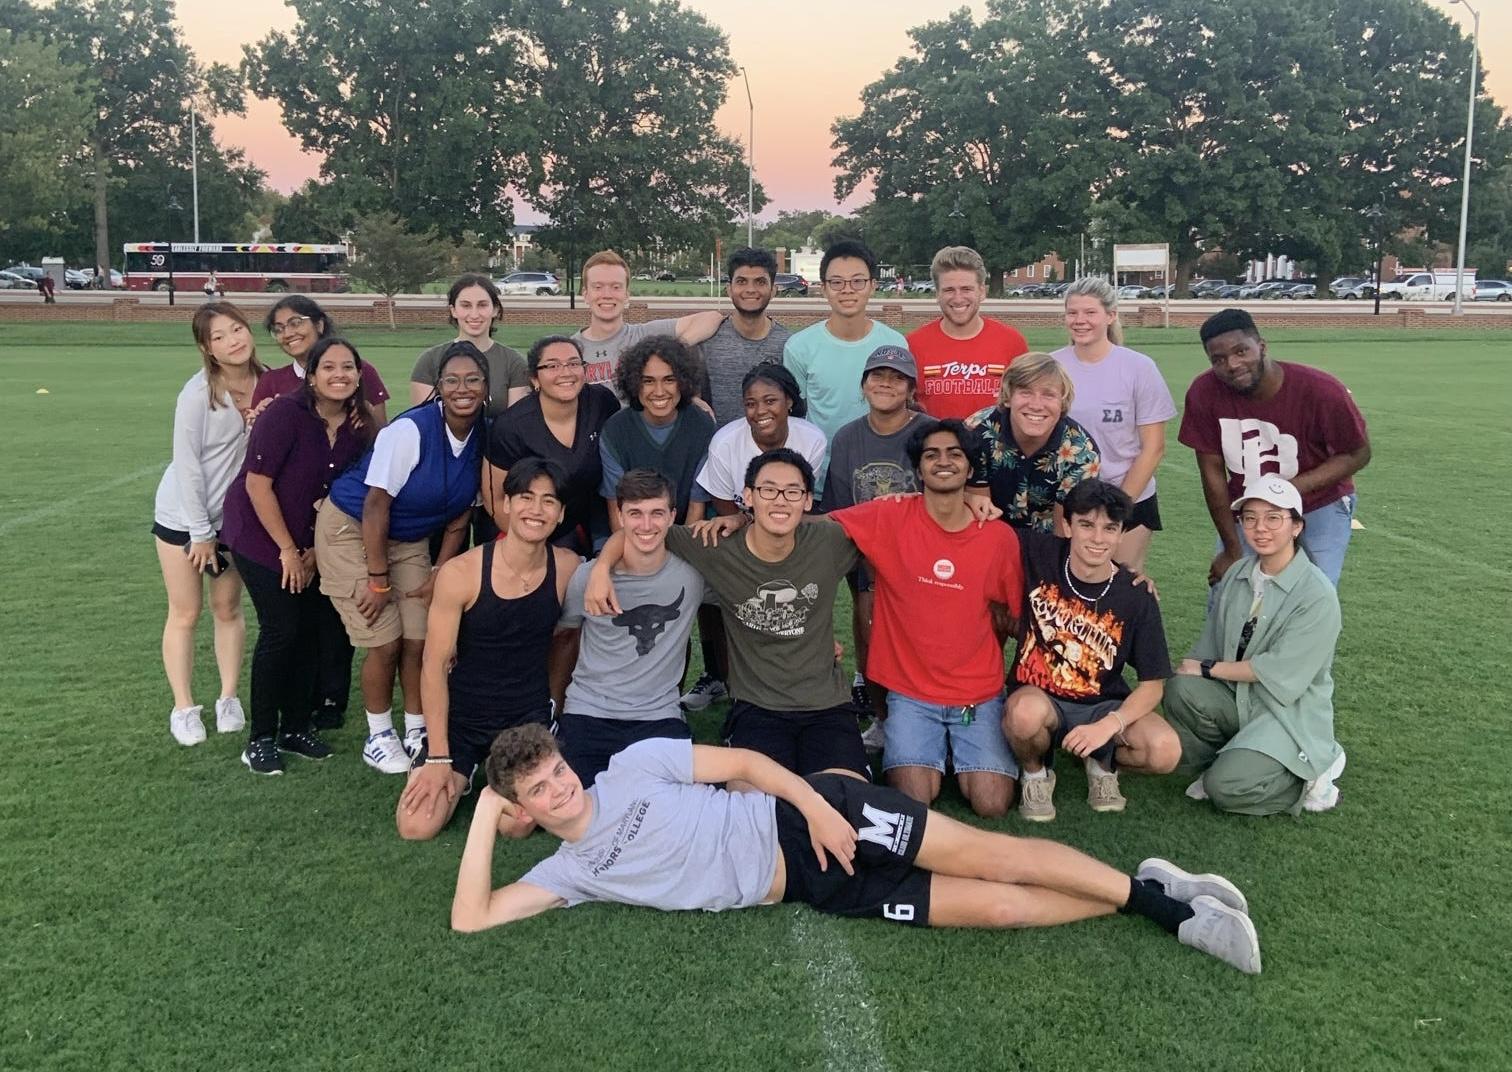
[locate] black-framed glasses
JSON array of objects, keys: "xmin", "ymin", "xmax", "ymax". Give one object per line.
[
  {"xmin": 824, "ymin": 276, "xmax": 872, "ymax": 292},
  {"xmin": 535, "ymin": 360, "xmax": 585, "ymax": 374},
  {"xmin": 752, "ymin": 485, "xmax": 806, "ymax": 502},
  {"xmin": 269, "ymin": 315, "xmax": 311, "ymax": 337}
]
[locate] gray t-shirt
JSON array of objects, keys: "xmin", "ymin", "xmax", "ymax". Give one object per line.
[
  {"xmin": 410, "ymin": 340, "xmax": 530, "ymax": 419},
  {"xmin": 698, "ymin": 317, "xmax": 793, "ymax": 427},
  {"xmin": 821, "ymin": 410, "xmax": 930, "ymax": 509},
  {"xmin": 666, "ymin": 523, "xmax": 859, "ymax": 711},
  {"xmin": 573, "ymin": 318, "xmax": 680, "ymax": 400},
  {"xmin": 520, "ymin": 737, "xmax": 779, "ymax": 912},
  {"xmin": 559, "ymin": 556, "xmax": 705, "ymax": 722}
]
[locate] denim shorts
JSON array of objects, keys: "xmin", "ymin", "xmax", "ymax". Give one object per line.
[{"xmin": 882, "ymin": 691, "xmax": 1018, "ymax": 777}]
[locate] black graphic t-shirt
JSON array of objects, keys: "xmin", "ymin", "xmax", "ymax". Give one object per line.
[
  {"xmin": 1009, "ymin": 531, "xmax": 1170, "ymax": 702},
  {"xmin": 667, "ymin": 523, "xmax": 859, "ymax": 711}
]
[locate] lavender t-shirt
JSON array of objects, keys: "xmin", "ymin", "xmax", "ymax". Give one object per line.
[
  {"xmin": 1052, "ymin": 345, "xmax": 1176, "ymax": 502},
  {"xmin": 520, "ymin": 738, "xmax": 779, "ymax": 912}
]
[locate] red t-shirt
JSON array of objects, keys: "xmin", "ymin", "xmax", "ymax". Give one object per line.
[
  {"xmin": 1177, "ymin": 362, "xmax": 1368, "ymax": 513},
  {"xmin": 906, "ymin": 318, "xmax": 1029, "ymax": 420},
  {"xmin": 831, "ymin": 498, "xmax": 1023, "ymax": 705},
  {"xmin": 251, "ymin": 361, "xmax": 391, "ymax": 409}
]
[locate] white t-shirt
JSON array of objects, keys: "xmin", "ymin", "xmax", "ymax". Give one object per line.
[
  {"xmin": 364, "ymin": 402, "xmax": 474, "ymax": 498},
  {"xmin": 153, "ymin": 369, "xmax": 250, "ymax": 542},
  {"xmin": 695, "ymin": 416, "xmax": 828, "ymax": 509},
  {"xmin": 1052, "ymin": 344, "xmax": 1177, "ymax": 502}
]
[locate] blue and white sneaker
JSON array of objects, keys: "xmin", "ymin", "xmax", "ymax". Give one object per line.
[
  {"xmin": 403, "ymin": 726, "xmax": 427, "ymax": 761},
  {"xmin": 362, "ymin": 730, "xmax": 411, "ymax": 774}
]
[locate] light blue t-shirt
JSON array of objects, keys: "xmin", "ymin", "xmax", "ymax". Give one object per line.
[
  {"xmin": 782, "ymin": 320, "xmax": 908, "ymax": 479},
  {"xmin": 520, "ymin": 738, "xmax": 780, "ymax": 912}
]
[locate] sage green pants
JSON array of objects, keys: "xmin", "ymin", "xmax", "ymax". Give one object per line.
[{"xmin": 1163, "ymin": 675, "xmax": 1304, "ymax": 816}]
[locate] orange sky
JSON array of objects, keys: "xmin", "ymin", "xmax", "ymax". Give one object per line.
[{"xmin": 181, "ymin": 0, "xmax": 1510, "ymax": 218}]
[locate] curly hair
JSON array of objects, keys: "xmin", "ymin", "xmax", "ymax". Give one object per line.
[
  {"xmin": 615, "ymin": 334, "xmax": 700, "ymax": 412},
  {"xmin": 485, "ymin": 723, "xmax": 562, "ymax": 801}
]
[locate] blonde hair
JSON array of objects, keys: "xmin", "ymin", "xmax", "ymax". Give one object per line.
[
  {"xmin": 192, "ymin": 302, "xmax": 264, "ymax": 410},
  {"xmin": 1063, "ymin": 276, "xmax": 1124, "ymax": 345},
  {"xmin": 930, "ymin": 245, "xmax": 987, "ymax": 286},
  {"xmin": 999, "ymin": 351, "xmax": 1074, "ymax": 413},
  {"xmin": 581, "ymin": 249, "xmax": 629, "ymax": 288}
]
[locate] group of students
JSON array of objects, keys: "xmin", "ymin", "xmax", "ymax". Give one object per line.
[{"xmin": 151, "ymin": 238, "xmax": 1371, "ymax": 974}]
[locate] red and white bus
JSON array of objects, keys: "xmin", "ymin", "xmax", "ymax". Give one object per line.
[{"xmin": 123, "ymin": 242, "xmax": 350, "ymax": 293}]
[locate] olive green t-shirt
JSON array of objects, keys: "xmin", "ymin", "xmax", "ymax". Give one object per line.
[
  {"xmin": 665, "ymin": 522, "xmax": 858, "ymax": 711},
  {"xmin": 410, "ymin": 340, "xmax": 530, "ymax": 418}
]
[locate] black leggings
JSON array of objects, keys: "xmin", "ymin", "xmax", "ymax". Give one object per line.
[{"xmin": 234, "ymin": 551, "xmax": 321, "ymax": 739}]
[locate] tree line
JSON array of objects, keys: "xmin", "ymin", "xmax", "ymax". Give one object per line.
[{"xmin": 2, "ymin": 0, "xmax": 1509, "ymax": 291}]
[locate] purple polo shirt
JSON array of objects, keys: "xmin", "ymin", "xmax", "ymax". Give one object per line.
[
  {"xmin": 250, "ymin": 361, "xmax": 390, "ymax": 409},
  {"xmin": 221, "ymin": 394, "xmax": 367, "ymax": 571}
]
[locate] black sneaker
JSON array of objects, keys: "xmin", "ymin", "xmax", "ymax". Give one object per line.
[
  {"xmin": 277, "ymin": 729, "xmax": 334, "ymax": 761},
  {"xmin": 242, "ymin": 736, "xmax": 285, "ymax": 776},
  {"xmin": 312, "ymin": 702, "xmax": 345, "ymax": 731}
]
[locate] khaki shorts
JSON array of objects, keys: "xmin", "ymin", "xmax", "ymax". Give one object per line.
[{"xmin": 315, "ymin": 500, "xmax": 433, "ymax": 648}]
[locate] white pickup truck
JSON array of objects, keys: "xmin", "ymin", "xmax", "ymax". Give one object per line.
[{"xmin": 1376, "ymin": 269, "xmax": 1476, "ymax": 301}]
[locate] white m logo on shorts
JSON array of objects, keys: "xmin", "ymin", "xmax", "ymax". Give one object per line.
[{"xmin": 856, "ymin": 803, "xmax": 911, "ymax": 854}]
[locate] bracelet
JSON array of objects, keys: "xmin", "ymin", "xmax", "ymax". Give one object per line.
[
  {"xmin": 279, "ymin": 545, "xmax": 299, "ymax": 555},
  {"xmin": 367, "ymin": 570, "xmax": 390, "ymax": 577},
  {"xmin": 1113, "ymin": 710, "xmax": 1127, "ymax": 737},
  {"xmin": 424, "ymin": 755, "xmax": 452, "ymax": 766},
  {"xmin": 367, "ymin": 580, "xmax": 393, "ymax": 593}
]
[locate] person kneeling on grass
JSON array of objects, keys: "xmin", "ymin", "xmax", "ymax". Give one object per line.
[
  {"xmin": 395, "ymin": 458, "xmax": 580, "ymax": 841},
  {"xmin": 1003, "ymin": 479, "xmax": 1182, "ymax": 821},
  {"xmin": 449, "ymin": 725, "xmax": 1263, "ymax": 974},
  {"xmin": 1165, "ymin": 476, "xmax": 1345, "ymax": 816}
]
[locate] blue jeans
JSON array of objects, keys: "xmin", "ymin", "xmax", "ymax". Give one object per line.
[
  {"xmin": 883, "ymin": 692, "xmax": 1017, "ymax": 777},
  {"xmin": 1220, "ymin": 493, "xmax": 1356, "ymax": 588}
]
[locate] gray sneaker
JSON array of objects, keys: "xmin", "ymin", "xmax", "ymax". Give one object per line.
[
  {"xmin": 1018, "ymin": 770, "xmax": 1057, "ymax": 822},
  {"xmin": 1178, "ymin": 895, "xmax": 1262, "ymax": 974},
  {"xmin": 1136, "ymin": 858, "xmax": 1249, "ymax": 915},
  {"xmin": 1086, "ymin": 760, "xmax": 1126, "ymax": 813}
]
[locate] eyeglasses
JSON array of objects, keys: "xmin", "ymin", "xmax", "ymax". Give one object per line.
[
  {"xmin": 1239, "ymin": 510, "xmax": 1292, "ymax": 530},
  {"xmin": 752, "ymin": 485, "xmax": 806, "ymax": 502},
  {"xmin": 439, "ymin": 373, "xmax": 486, "ymax": 389},
  {"xmin": 824, "ymin": 276, "xmax": 872, "ymax": 292},
  {"xmin": 535, "ymin": 360, "xmax": 585, "ymax": 374},
  {"xmin": 269, "ymin": 315, "xmax": 311, "ymax": 337}
]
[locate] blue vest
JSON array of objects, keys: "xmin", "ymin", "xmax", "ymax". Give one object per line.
[{"xmin": 328, "ymin": 403, "xmax": 481, "ymax": 542}]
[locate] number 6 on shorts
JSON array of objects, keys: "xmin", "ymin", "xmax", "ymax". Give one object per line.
[{"xmin": 882, "ymin": 902, "xmax": 915, "ymax": 922}]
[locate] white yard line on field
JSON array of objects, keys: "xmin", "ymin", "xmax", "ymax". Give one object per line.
[
  {"xmin": 791, "ymin": 910, "xmax": 891, "ymax": 1072},
  {"xmin": 0, "ymin": 464, "xmax": 162, "ymax": 537}
]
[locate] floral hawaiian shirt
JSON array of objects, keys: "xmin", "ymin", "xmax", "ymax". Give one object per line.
[{"xmin": 963, "ymin": 407, "xmax": 1100, "ymax": 533}]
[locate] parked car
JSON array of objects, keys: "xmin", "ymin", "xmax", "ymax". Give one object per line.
[
  {"xmin": 1328, "ymin": 276, "xmax": 1366, "ymax": 296},
  {"xmin": 1275, "ymin": 283, "xmax": 1317, "ymax": 299},
  {"xmin": 1116, "ymin": 284, "xmax": 1147, "ymax": 300},
  {"xmin": 1337, "ymin": 281, "xmax": 1374, "ymax": 299},
  {"xmin": 65, "ymin": 268, "xmax": 91, "ymax": 289},
  {"xmin": 1472, "ymin": 279, "xmax": 1512, "ymax": 301},
  {"xmin": 1236, "ymin": 280, "xmax": 1290, "ymax": 299},
  {"xmin": 0, "ymin": 270, "xmax": 39, "ymax": 289},
  {"xmin": 1191, "ymin": 279, "xmax": 1229, "ymax": 297},
  {"xmin": 76, "ymin": 267, "xmax": 124, "ymax": 288},
  {"xmin": 907, "ymin": 279, "xmax": 935, "ymax": 294},
  {"xmin": 4, "ymin": 264, "xmax": 45, "ymax": 283},
  {"xmin": 494, "ymin": 271, "xmax": 560, "ymax": 296},
  {"xmin": 655, "ymin": 270, "xmax": 676, "ymax": 282},
  {"xmin": 773, "ymin": 273, "xmax": 808, "ymax": 296}
]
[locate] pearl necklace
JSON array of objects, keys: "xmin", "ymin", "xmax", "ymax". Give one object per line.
[{"xmin": 1062, "ymin": 555, "xmax": 1115, "ymax": 604}]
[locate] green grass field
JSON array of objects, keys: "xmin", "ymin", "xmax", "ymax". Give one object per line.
[{"xmin": 2, "ymin": 320, "xmax": 1509, "ymax": 1071}]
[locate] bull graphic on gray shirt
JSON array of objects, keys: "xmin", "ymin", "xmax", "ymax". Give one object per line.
[{"xmin": 612, "ymin": 588, "xmax": 686, "ymax": 656}]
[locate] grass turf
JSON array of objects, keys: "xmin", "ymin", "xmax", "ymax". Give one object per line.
[{"xmin": 2, "ymin": 320, "xmax": 1509, "ymax": 1071}]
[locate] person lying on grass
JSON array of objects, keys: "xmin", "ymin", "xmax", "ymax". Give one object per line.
[{"xmin": 449, "ymin": 725, "xmax": 1264, "ymax": 974}]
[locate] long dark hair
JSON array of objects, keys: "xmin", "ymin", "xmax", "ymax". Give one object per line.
[
  {"xmin": 432, "ymin": 340, "xmax": 493, "ymax": 519},
  {"xmin": 263, "ymin": 294, "xmax": 336, "ymax": 344},
  {"xmin": 303, "ymin": 336, "xmax": 377, "ymax": 450}
]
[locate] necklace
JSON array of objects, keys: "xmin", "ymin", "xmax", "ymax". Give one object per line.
[
  {"xmin": 495, "ymin": 543, "xmax": 546, "ymax": 595},
  {"xmin": 1062, "ymin": 555, "xmax": 1115, "ymax": 604}
]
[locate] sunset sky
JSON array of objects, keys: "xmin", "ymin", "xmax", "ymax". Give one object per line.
[{"xmin": 179, "ymin": 0, "xmax": 1510, "ymax": 220}]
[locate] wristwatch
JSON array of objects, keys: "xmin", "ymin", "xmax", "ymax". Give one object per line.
[{"xmin": 1200, "ymin": 659, "xmax": 1216, "ymax": 679}]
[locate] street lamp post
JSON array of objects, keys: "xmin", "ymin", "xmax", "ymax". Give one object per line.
[
  {"xmin": 564, "ymin": 200, "xmax": 583, "ymax": 311},
  {"xmin": 1363, "ymin": 202, "xmax": 1384, "ymax": 317},
  {"xmin": 190, "ymin": 103, "xmax": 201, "ymax": 244},
  {"xmin": 1450, "ymin": 0, "xmax": 1480, "ymax": 315},
  {"xmin": 166, "ymin": 194, "xmax": 184, "ymax": 307},
  {"xmin": 739, "ymin": 66, "xmax": 754, "ymax": 248}
]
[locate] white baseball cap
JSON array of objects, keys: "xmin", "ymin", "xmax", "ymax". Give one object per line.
[{"xmin": 1231, "ymin": 475, "xmax": 1303, "ymax": 514}]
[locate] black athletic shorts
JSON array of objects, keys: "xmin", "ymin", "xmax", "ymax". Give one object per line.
[
  {"xmin": 722, "ymin": 701, "xmax": 869, "ymax": 778},
  {"xmin": 558, "ymin": 712, "xmax": 691, "ymax": 787},
  {"xmin": 415, "ymin": 710, "xmax": 555, "ymax": 783},
  {"xmin": 1127, "ymin": 493, "xmax": 1163, "ymax": 532},
  {"xmin": 775, "ymin": 773, "xmax": 932, "ymax": 927}
]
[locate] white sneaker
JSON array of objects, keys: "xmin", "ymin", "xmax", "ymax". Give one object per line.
[
  {"xmin": 1185, "ymin": 776, "xmax": 1210, "ymax": 801},
  {"xmin": 1178, "ymin": 895, "xmax": 1262, "ymax": 974},
  {"xmin": 860, "ymin": 719, "xmax": 886, "ymax": 754},
  {"xmin": 679, "ymin": 674, "xmax": 728, "ymax": 711},
  {"xmin": 1302, "ymin": 749, "xmax": 1346, "ymax": 813},
  {"xmin": 403, "ymin": 726, "xmax": 427, "ymax": 760},
  {"xmin": 215, "ymin": 696, "xmax": 246, "ymax": 734},
  {"xmin": 169, "ymin": 705, "xmax": 206, "ymax": 746},
  {"xmin": 363, "ymin": 730, "xmax": 412, "ymax": 774}
]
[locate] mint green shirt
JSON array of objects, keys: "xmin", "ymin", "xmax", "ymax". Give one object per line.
[{"xmin": 782, "ymin": 320, "xmax": 908, "ymax": 476}]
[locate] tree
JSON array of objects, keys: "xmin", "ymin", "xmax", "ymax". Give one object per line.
[
  {"xmin": 244, "ymin": 0, "xmax": 529, "ymax": 247},
  {"xmin": 0, "ymin": 29, "xmax": 92, "ymax": 239},
  {"xmin": 25, "ymin": 0, "xmax": 246, "ymax": 282},
  {"xmin": 349, "ymin": 212, "xmax": 453, "ymax": 329},
  {"xmin": 518, "ymin": 0, "xmax": 764, "ymax": 261},
  {"xmin": 832, "ymin": 1, "xmax": 1102, "ymax": 293}
]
